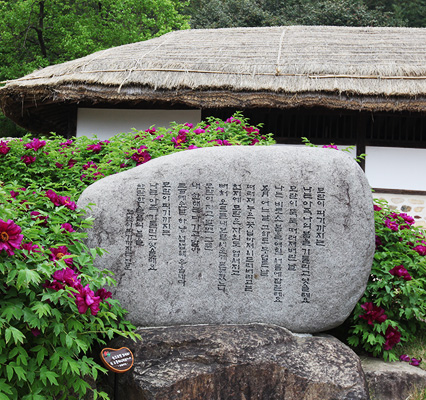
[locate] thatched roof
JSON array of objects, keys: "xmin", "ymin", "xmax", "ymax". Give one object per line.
[{"xmin": 1, "ymin": 25, "xmax": 426, "ymax": 135}]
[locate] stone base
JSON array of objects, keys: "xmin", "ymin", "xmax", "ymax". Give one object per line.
[{"xmin": 105, "ymin": 324, "xmax": 369, "ymax": 400}]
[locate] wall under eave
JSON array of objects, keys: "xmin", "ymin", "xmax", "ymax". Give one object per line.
[{"xmin": 76, "ymin": 108, "xmax": 202, "ymax": 140}]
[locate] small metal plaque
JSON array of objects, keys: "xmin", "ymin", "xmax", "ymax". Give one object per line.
[{"xmin": 100, "ymin": 347, "xmax": 134, "ymax": 373}]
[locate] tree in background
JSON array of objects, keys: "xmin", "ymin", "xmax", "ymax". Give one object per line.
[
  {"xmin": 0, "ymin": 0, "xmax": 190, "ymax": 136},
  {"xmin": 187, "ymin": 0, "xmax": 425, "ymax": 29}
]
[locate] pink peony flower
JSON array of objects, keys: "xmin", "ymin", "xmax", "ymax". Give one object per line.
[
  {"xmin": 131, "ymin": 147, "xmax": 152, "ymax": 166},
  {"xmin": 359, "ymin": 302, "xmax": 387, "ymax": 326},
  {"xmin": 95, "ymin": 288, "xmax": 112, "ymax": 301},
  {"xmin": 243, "ymin": 126, "xmax": 260, "ymax": 135},
  {"xmin": 83, "ymin": 161, "xmax": 97, "ymax": 170},
  {"xmin": 383, "ymin": 326, "xmax": 401, "ymax": 351},
  {"xmin": 0, "ymin": 141, "xmax": 11, "ymax": 155},
  {"xmin": 25, "ymin": 138, "xmax": 46, "ymax": 152},
  {"xmin": 410, "ymin": 358, "xmax": 422, "ymax": 366},
  {"xmin": 21, "ymin": 242, "xmax": 41, "ymax": 255},
  {"xmin": 53, "ymin": 267, "xmax": 80, "ymax": 288},
  {"xmin": 31, "ymin": 328, "xmax": 41, "ymax": 337},
  {"xmin": 389, "ymin": 265, "xmax": 412, "ymax": 281},
  {"xmin": 50, "ymin": 246, "xmax": 73, "ymax": 266},
  {"xmin": 61, "ymin": 223, "xmax": 75, "ymax": 232},
  {"xmin": 21, "ymin": 155, "xmax": 36, "ymax": 165},
  {"xmin": 0, "ymin": 219, "xmax": 24, "ymax": 256},
  {"xmin": 30, "ymin": 211, "xmax": 48, "ymax": 226},
  {"xmin": 87, "ymin": 143, "xmax": 102, "ymax": 153},
  {"xmin": 75, "ymin": 284, "xmax": 101, "ymax": 316},
  {"xmin": 46, "ymin": 189, "xmax": 62, "ymax": 206},
  {"xmin": 413, "ymin": 245, "xmax": 426, "ymax": 256},
  {"xmin": 171, "ymin": 133, "xmax": 187, "ymax": 148}
]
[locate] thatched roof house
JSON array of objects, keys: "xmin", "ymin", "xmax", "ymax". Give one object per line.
[{"xmin": 1, "ymin": 25, "xmax": 425, "ymax": 139}]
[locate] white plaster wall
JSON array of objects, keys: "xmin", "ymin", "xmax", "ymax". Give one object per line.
[
  {"xmin": 76, "ymin": 108, "xmax": 202, "ymax": 140},
  {"xmin": 365, "ymin": 146, "xmax": 426, "ymax": 191}
]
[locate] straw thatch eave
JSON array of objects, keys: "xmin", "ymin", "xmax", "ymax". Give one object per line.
[{"xmin": 1, "ymin": 25, "xmax": 426, "ymax": 135}]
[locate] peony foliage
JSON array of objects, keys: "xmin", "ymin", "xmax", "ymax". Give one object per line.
[{"xmin": 0, "ymin": 113, "xmax": 274, "ymax": 399}]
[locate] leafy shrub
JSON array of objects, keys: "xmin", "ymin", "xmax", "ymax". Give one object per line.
[
  {"xmin": 347, "ymin": 199, "xmax": 426, "ymax": 361},
  {"xmin": 0, "ymin": 113, "xmax": 274, "ymax": 399}
]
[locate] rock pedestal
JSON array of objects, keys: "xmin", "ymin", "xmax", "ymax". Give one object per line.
[
  {"xmin": 78, "ymin": 146, "xmax": 374, "ymax": 333},
  {"xmin": 106, "ymin": 323, "xmax": 369, "ymax": 400}
]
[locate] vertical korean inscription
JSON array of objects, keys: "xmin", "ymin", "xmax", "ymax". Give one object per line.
[
  {"xmin": 316, "ymin": 187, "xmax": 326, "ymax": 247},
  {"xmin": 161, "ymin": 182, "xmax": 171, "ymax": 237},
  {"xmin": 147, "ymin": 183, "xmax": 159, "ymax": 271},
  {"xmin": 135, "ymin": 184, "xmax": 146, "ymax": 247},
  {"xmin": 204, "ymin": 183, "xmax": 215, "ymax": 252},
  {"xmin": 218, "ymin": 184, "xmax": 229, "ymax": 292},
  {"xmin": 260, "ymin": 185, "xmax": 270, "ymax": 277},
  {"xmin": 231, "ymin": 184, "xmax": 242, "ymax": 277},
  {"xmin": 178, "ymin": 183, "xmax": 188, "ymax": 286},
  {"xmin": 301, "ymin": 186, "xmax": 313, "ymax": 303},
  {"xmin": 273, "ymin": 185, "xmax": 285, "ymax": 302},
  {"xmin": 244, "ymin": 184, "xmax": 256, "ymax": 292},
  {"xmin": 288, "ymin": 186, "xmax": 298, "ymax": 272},
  {"xmin": 191, "ymin": 183, "xmax": 202, "ymax": 254},
  {"xmin": 124, "ymin": 210, "xmax": 134, "ymax": 271}
]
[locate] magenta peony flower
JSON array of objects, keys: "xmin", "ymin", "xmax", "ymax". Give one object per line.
[
  {"xmin": 413, "ymin": 245, "xmax": 426, "ymax": 256},
  {"xmin": 131, "ymin": 147, "xmax": 152, "ymax": 165},
  {"xmin": 250, "ymin": 138, "xmax": 259, "ymax": 145},
  {"xmin": 31, "ymin": 328, "xmax": 41, "ymax": 337},
  {"xmin": 60, "ymin": 139, "xmax": 73, "ymax": 148},
  {"xmin": 374, "ymin": 205, "xmax": 382, "ymax": 212},
  {"xmin": 184, "ymin": 123, "xmax": 193, "ymax": 129},
  {"xmin": 75, "ymin": 284, "xmax": 101, "ymax": 316},
  {"xmin": 0, "ymin": 141, "xmax": 11, "ymax": 155},
  {"xmin": 171, "ymin": 133, "xmax": 187, "ymax": 147},
  {"xmin": 43, "ymin": 279, "xmax": 65, "ymax": 291},
  {"xmin": 399, "ymin": 354, "xmax": 410, "ymax": 362},
  {"xmin": 59, "ymin": 195, "xmax": 77, "ymax": 211},
  {"xmin": 144, "ymin": 127, "xmax": 156, "ymax": 134},
  {"xmin": 225, "ymin": 117, "xmax": 241, "ymax": 124},
  {"xmin": 25, "ymin": 138, "xmax": 46, "ymax": 152},
  {"xmin": 50, "ymin": 246, "xmax": 73, "ymax": 266},
  {"xmin": 95, "ymin": 288, "xmax": 112, "ymax": 301},
  {"xmin": 385, "ymin": 218, "xmax": 399, "ymax": 232},
  {"xmin": 410, "ymin": 358, "xmax": 422, "ymax": 366},
  {"xmin": 359, "ymin": 302, "xmax": 387, "ymax": 325},
  {"xmin": 215, "ymin": 127, "xmax": 225, "ymax": 133},
  {"xmin": 46, "ymin": 189, "xmax": 62, "ymax": 206},
  {"xmin": 193, "ymin": 128, "xmax": 205, "ymax": 134},
  {"xmin": 67, "ymin": 158, "xmax": 77, "ymax": 168},
  {"xmin": 322, "ymin": 144, "xmax": 338, "ymax": 150},
  {"xmin": 55, "ymin": 162, "xmax": 64, "ymax": 169},
  {"xmin": 21, "ymin": 241, "xmax": 41, "ymax": 255},
  {"xmin": 83, "ymin": 161, "xmax": 97, "ymax": 170},
  {"xmin": 87, "ymin": 143, "xmax": 102, "ymax": 153},
  {"xmin": 243, "ymin": 126, "xmax": 260, "ymax": 135},
  {"xmin": 383, "ymin": 326, "xmax": 401, "ymax": 351},
  {"xmin": 61, "ymin": 223, "xmax": 75, "ymax": 232},
  {"xmin": 0, "ymin": 219, "xmax": 24, "ymax": 256},
  {"xmin": 21, "ymin": 155, "xmax": 36, "ymax": 165},
  {"xmin": 375, "ymin": 235, "xmax": 383, "ymax": 249},
  {"xmin": 389, "ymin": 265, "xmax": 412, "ymax": 281},
  {"xmin": 187, "ymin": 145, "xmax": 199, "ymax": 150},
  {"xmin": 153, "ymin": 134, "xmax": 164, "ymax": 140},
  {"xmin": 53, "ymin": 267, "xmax": 80, "ymax": 288},
  {"xmin": 30, "ymin": 211, "xmax": 48, "ymax": 226}
]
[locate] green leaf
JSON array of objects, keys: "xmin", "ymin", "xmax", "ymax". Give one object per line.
[
  {"xmin": 17, "ymin": 269, "xmax": 41, "ymax": 289},
  {"xmin": 5, "ymin": 327, "xmax": 25, "ymax": 345},
  {"xmin": 31, "ymin": 302, "xmax": 52, "ymax": 318}
]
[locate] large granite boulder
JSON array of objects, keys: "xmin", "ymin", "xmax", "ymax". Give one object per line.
[
  {"xmin": 361, "ymin": 357, "xmax": 426, "ymax": 400},
  {"xmin": 78, "ymin": 146, "xmax": 374, "ymax": 332},
  {"xmin": 105, "ymin": 323, "xmax": 369, "ymax": 400}
]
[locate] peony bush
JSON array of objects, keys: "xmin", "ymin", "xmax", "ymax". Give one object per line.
[{"xmin": 0, "ymin": 113, "xmax": 274, "ymax": 399}]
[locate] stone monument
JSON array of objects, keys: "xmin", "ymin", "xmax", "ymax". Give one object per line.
[{"xmin": 77, "ymin": 146, "xmax": 375, "ymax": 333}]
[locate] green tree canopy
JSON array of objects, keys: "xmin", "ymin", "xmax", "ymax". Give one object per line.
[{"xmin": 0, "ymin": 0, "xmax": 189, "ymax": 136}]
